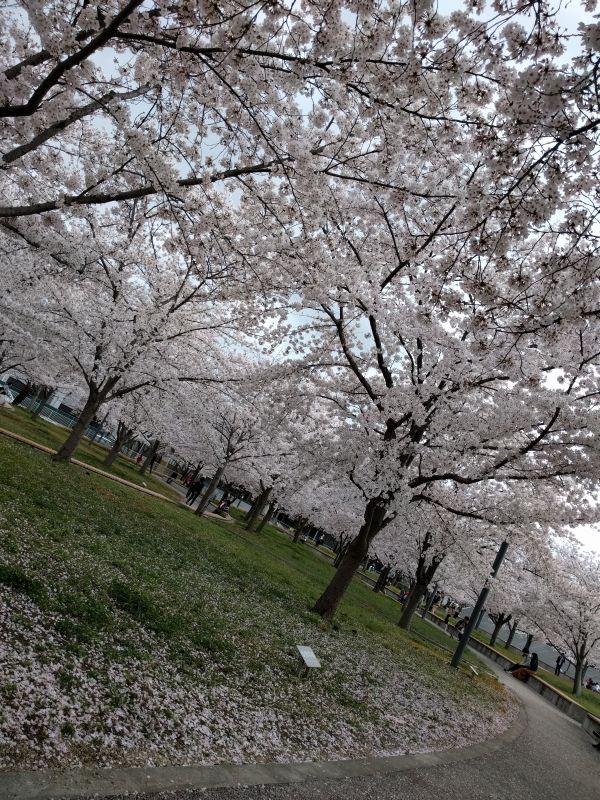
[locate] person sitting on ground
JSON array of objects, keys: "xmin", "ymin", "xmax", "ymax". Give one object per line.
[
  {"xmin": 215, "ymin": 496, "xmax": 231, "ymax": 516},
  {"xmin": 505, "ymin": 649, "xmax": 530, "ymax": 673},
  {"xmin": 511, "ymin": 652, "xmax": 539, "ymax": 681}
]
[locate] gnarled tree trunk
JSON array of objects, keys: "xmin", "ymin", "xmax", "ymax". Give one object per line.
[
  {"xmin": 53, "ymin": 390, "xmax": 102, "ymax": 462},
  {"xmin": 256, "ymin": 500, "xmax": 276, "ymax": 532},
  {"xmin": 104, "ymin": 420, "xmax": 134, "ymax": 467},
  {"xmin": 505, "ymin": 618, "xmax": 519, "ymax": 650},
  {"xmin": 373, "ymin": 564, "xmax": 392, "ymax": 593},
  {"xmin": 139, "ymin": 439, "xmax": 159, "ymax": 475},
  {"xmin": 573, "ymin": 639, "xmax": 588, "ymax": 697},
  {"xmin": 11, "ymin": 381, "xmax": 35, "ymax": 406},
  {"xmin": 312, "ymin": 497, "xmax": 387, "ymax": 620},
  {"xmin": 195, "ymin": 465, "xmax": 226, "ymax": 516},
  {"xmin": 398, "ymin": 581, "xmax": 429, "ymax": 629},
  {"xmin": 397, "ymin": 533, "xmax": 443, "ymax": 630},
  {"xmin": 53, "ymin": 377, "xmax": 118, "ymax": 463},
  {"xmin": 292, "ymin": 517, "xmax": 308, "ymax": 543},
  {"xmin": 490, "ymin": 612, "xmax": 511, "ymax": 647},
  {"xmin": 246, "ymin": 486, "xmax": 271, "ymax": 531},
  {"xmin": 31, "ymin": 387, "xmax": 53, "ymax": 419}
]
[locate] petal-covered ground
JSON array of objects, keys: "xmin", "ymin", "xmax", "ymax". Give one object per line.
[{"xmin": 0, "ymin": 439, "xmax": 517, "ymax": 770}]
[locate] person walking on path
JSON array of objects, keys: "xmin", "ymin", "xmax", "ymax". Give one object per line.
[
  {"xmin": 185, "ymin": 479, "xmax": 203, "ymax": 506},
  {"xmin": 555, "ymin": 654, "xmax": 566, "ymax": 675}
]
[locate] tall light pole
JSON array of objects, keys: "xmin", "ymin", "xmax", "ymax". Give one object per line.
[{"xmin": 450, "ymin": 541, "xmax": 509, "ymax": 669}]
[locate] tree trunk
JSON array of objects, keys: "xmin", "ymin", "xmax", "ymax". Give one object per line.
[
  {"xmin": 490, "ymin": 613, "xmax": 511, "ymax": 647},
  {"xmin": 104, "ymin": 421, "xmax": 133, "ymax": 467},
  {"xmin": 246, "ymin": 486, "xmax": 271, "ymax": 531},
  {"xmin": 139, "ymin": 439, "xmax": 159, "ymax": 475},
  {"xmin": 573, "ymin": 639, "xmax": 588, "ymax": 697},
  {"xmin": 190, "ymin": 462, "xmax": 202, "ymax": 481},
  {"xmin": 398, "ymin": 581, "xmax": 428, "ymax": 630},
  {"xmin": 28, "ymin": 386, "xmax": 43, "ymax": 416},
  {"xmin": 397, "ymin": 533, "xmax": 443, "ymax": 631},
  {"xmin": 372, "ymin": 564, "xmax": 392, "ymax": 593},
  {"xmin": 573, "ymin": 659, "xmax": 585, "ymax": 697},
  {"xmin": 11, "ymin": 382, "xmax": 34, "ymax": 406},
  {"xmin": 104, "ymin": 438, "xmax": 122, "ymax": 467},
  {"xmin": 292, "ymin": 517, "xmax": 307, "ymax": 543},
  {"xmin": 475, "ymin": 607, "xmax": 486, "ymax": 630},
  {"xmin": 31, "ymin": 388, "xmax": 52, "ymax": 419},
  {"xmin": 334, "ymin": 540, "xmax": 349, "ymax": 568},
  {"xmin": 312, "ymin": 497, "xmax": 386, "ymax": 620},
  {"xmin": 256, "ymin": 501, "xmax": 276, "ymax": 532},
  {"xmin": 53, "ymin": 390, "xmax": 102, "ymax": 462},
  {"xmin": 505, "ymin": 618, "xmax": 519, "ymax": 650},
  {"xmin": 195, "ymin": 465, "xmax": 226, "ymax": 516}
]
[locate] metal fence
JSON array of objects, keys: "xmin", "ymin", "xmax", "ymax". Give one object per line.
[{"xmin": 16, "ymin": 395, "xmax": 115, "ymax": 447}]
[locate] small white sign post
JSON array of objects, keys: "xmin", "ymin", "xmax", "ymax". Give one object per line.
[{"xmin": 296, "ymin": 645, "xmax": 321, "ymax": 676}]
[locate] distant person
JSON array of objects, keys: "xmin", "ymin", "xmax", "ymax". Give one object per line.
[
  {"xmin": 215, "ymin": 496, "xmax": 231, "ymax": 516},
  {"xmin": 136, "ymin": 454, "xmax": 143, "ymax": 465},
  {"xmin": 456, "ymin": 616, "xmax": 470, "ymax": 640},
  {"xmin": 166, "ymin": 468, "xmax": 178, "ymax": 484},
  {"xmin": 555, "ymin": 654, "xmax": 566, "ymax": 675},
  {"xmin": 185, "ymin": 480, "xmax": 203, "ymax": 506},
  {"xmin": 511, "ymin": 652, "xmax": 539, "ymax": 681}
]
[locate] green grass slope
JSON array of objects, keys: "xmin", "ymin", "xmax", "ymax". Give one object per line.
[
  {"xmin": 0, "ymin": 406, "xmax": 180, "ymax": 500},
  {"xmin": 0, "ymin": 437, "xmax": 514, "ymax": 770}
]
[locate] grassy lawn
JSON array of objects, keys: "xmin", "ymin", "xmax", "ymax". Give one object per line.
[
  {"xmin": 0, "ymin": 406, "xmax": 180, "ymax": 501},
  {"xmin": 0, "ymin": 436, "xmax": 513, "ymax": 770}
]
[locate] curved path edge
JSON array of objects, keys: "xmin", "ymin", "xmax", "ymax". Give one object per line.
[{"xmin": 0, "ymin": 704, "xmax": 527, "ymax": 800}]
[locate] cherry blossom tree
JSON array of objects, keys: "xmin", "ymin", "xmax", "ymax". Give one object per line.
[
  {"xmin": 2, "ymin": 1, "xmax": 597, "ymax": 225},
  {"xmin": 0, "ymin": 199, "xmax": 249, "ymax": 461},
  {"xmin": 527, "ymin": 545, "xmax": 600, "ymax": 696},
  {"xmin": 235, "ymin": 1, "xmax": 600, "ymax": 617}
]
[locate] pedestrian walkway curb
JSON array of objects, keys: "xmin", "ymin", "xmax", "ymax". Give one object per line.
[{"xmin": 0, "ymin": 704, "xmax": 527, "ymax": 800}]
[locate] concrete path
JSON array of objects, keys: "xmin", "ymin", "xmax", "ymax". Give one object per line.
[
  {"xmin": 105, "ymin": 658, "xmax": 600, "ymax": 800},
  {"xmin": 3, "ymin": 654, "xmax": 598, "ymax": 800}
]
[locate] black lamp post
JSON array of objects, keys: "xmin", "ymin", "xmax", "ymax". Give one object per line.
[{"xmin": 450, "ymin": 541, "xmax": 509, "ymax": 669}]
